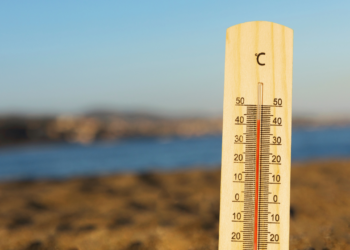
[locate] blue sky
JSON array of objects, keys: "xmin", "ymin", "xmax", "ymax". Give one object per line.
[{"xmin": 0, "ymin": 1, "xmax": 349, "ymax": 116}]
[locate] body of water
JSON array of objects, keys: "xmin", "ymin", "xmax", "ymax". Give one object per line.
[{"xmin": 0, "ymin": 126, "xmax": 349, "ymax": 180}]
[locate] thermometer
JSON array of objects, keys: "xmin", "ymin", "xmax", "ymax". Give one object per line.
[{"xmin": 219, "ymin": 21, "xmax": 293, "ymax": 250}]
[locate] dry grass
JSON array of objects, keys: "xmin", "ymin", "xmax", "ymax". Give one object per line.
[{"xmin": 0, "ymin": 160, "xmax": 349, "ymax": 250}]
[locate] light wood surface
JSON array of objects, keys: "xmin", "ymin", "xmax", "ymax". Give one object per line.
[{"xmin": 219, "ymin": 21, "xmax": 293, "ymax": 250}]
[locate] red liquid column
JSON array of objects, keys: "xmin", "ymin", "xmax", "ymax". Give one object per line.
[{"xmin": 254, "ymin": 82, "xmax": 263, "ymax": 250}]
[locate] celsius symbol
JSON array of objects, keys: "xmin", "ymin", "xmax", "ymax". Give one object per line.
[{"xmin": 255, "ymin": 52, "xmax": 265, "ymax": 66}]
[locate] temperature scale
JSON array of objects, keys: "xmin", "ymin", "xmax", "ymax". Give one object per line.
[{"xmin": 219, "ymin": 21, "xmax": 293, "ymax": 250}]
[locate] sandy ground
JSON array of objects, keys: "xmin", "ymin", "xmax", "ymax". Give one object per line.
[{"xmin": 0, "ymin": 160, "xmax": 349, "ymax": 250}]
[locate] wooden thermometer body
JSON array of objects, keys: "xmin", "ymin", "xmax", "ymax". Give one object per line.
[{"xmin": 219, "ymin": 21, "xmax": 293, "ymax": 250}]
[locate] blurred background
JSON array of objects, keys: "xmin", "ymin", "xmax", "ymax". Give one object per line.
[
  {"xmin": 0, "ymin": 0, "xmax": 350, "ymax": 180},
  {"xmin": 0, "ymin": 1, "xmax": 349, "ymax": 250}
]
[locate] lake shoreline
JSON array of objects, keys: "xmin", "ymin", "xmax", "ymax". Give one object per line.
[{"xmin": 1, "ymin": 126, "xmax": 350, "ymax": 181}]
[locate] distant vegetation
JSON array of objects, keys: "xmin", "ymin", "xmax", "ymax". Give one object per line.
[
  {"xmin": 0, "ymin": 112, "xmax": 348, "ymax": 147},
  {"xmin": 0, "ymin": 112, "xmax": 222, "ymax": 147}
]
